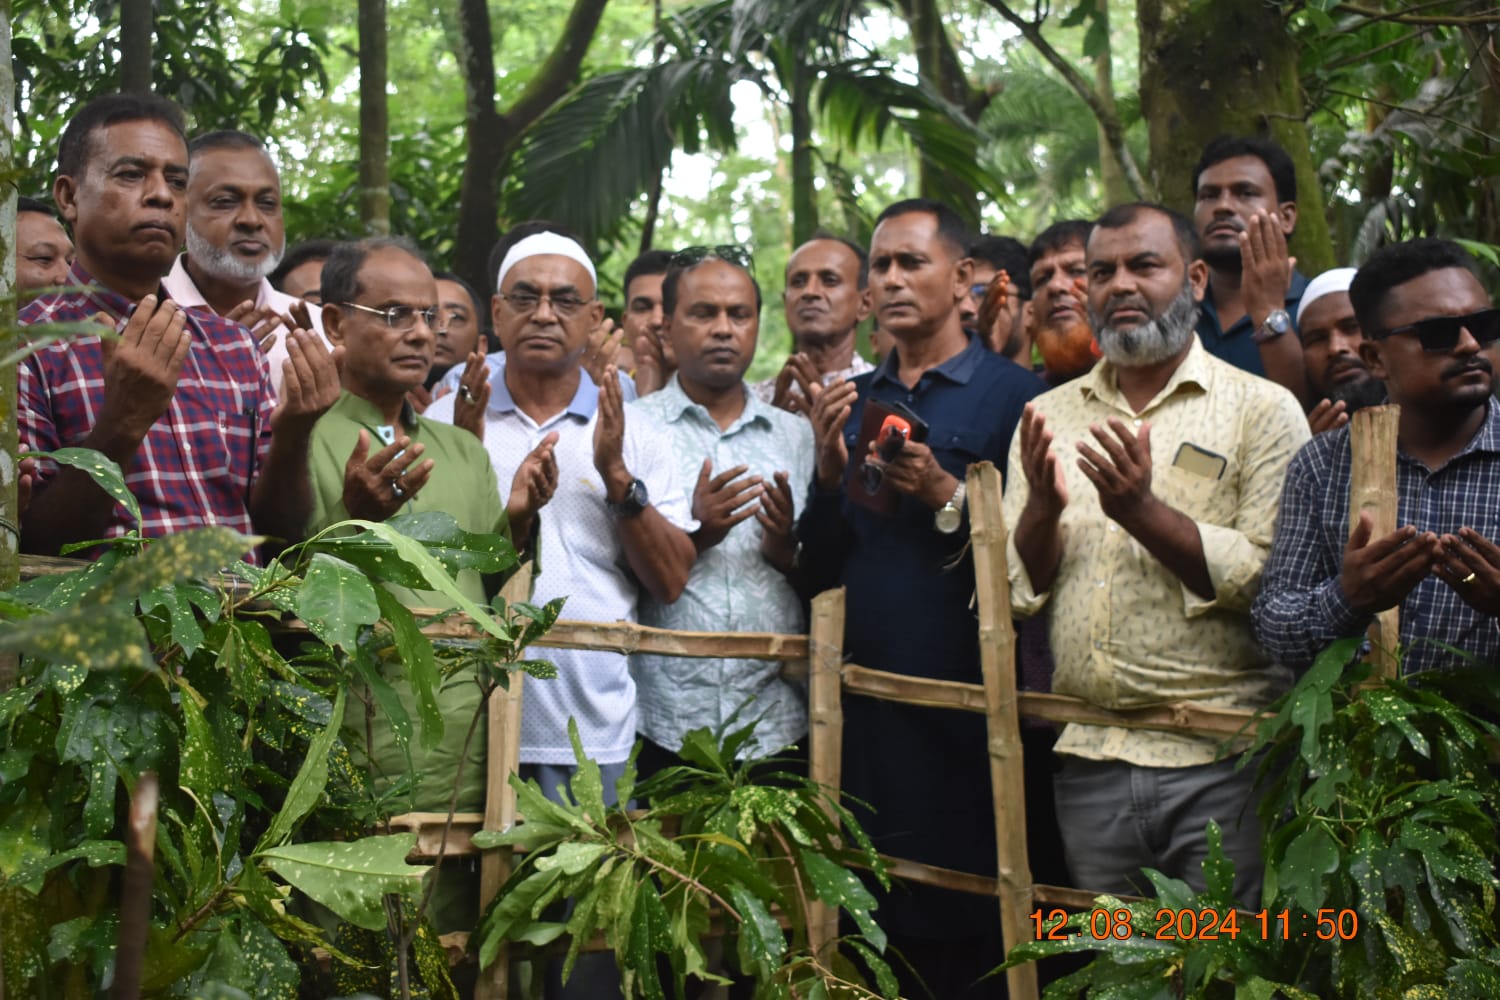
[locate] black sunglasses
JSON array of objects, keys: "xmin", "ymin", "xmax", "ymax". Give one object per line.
[
  {"xmin": 1377, "ymin": 308, "xmax": 1500, "ymax": 353},
  {"xmin": 670, "ymin": 244, "xmax": 755, "ymax": 274}
]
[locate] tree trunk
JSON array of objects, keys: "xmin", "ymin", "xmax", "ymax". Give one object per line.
[
  {"xmin": 897, "ymin": 0, "xmax": 980, "ymax": 225},
  {"xmin": 357, "ymin": 0, "xmax": 390, "ymax": 235},
  {"xmin": 1138, "ymin": 0, "xmax": 1335, "ymax": 273},
  {"xmin": 1092, "ymin": 0, "xmax": 1130, "ymax": 206},
  {"xmin": 789, "ymin": 54, "xmax": 818, "ymax": 246},
  {"xmin": 452, "ymin": 0, "xmax": 612, "ymax": 294},
  {"xmin": 119, "ymin": 0, "xmax": 152, "ymax": 93},
  {"xmin": 1, "ymin": 0, "xmax": 20, "ymax": 678}
]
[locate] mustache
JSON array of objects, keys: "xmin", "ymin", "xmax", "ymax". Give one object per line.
[{"xmin": 1444, "ymin": 355, "xmax": 1494, "ymax": 379}]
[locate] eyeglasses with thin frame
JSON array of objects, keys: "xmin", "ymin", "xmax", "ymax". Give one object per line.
[
  {"xmin": 1376, "ymin": 308, "xmax": 1500, "ymax": 353},
  {"xmin": 341, "ymin": 301, "xmax": 441, "ymax": 331},
  {"xmin": 670, "ymin": 245, "xmax": 755, "ymax": 274},
  {"xmin": 497, "ymin": 289, "xmax": 594, "ymax": 318}
]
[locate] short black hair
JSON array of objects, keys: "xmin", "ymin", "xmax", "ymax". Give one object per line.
[
  {"xmin": 17, "ymin": 196, "xmax": 58, "ymax": 218},
  {"xmin": 624, "ymin": 249, "xmax": 675, "ymax": 297},
  {"xmin": 1028, "ymin": 219, "xmax": 1092, "ymax": 269},
  {"xmin": 1092, "ymin": 202, "xmax": 1202, "ymax": 263},
  {"xmin": 58, "ymin": 92, "xmax": 187, "ymax": 180},
  {"xmin": 321, "ymin": 236, "xmax": 426, "ymax": 307},
  {"xmin": 1349, "ymin": 238, "xmax": 1479, "ymax": 337},
  {"xmin": 873, "ymin": 198, "xmax": 971, "ymax": 258},
  {"xmin": 187, "ymin": 130, "xmax": 265, "ymax": 157},
  {"xmin": 269, "ymin": 239, "xmax": 339, "ymax": 292},
  {"xmin": 968, "ymin": 235, "xmax": 1031, "ymax": 298},
  {"xmin": 434, "ymin": 269, "xmax": 499, "ymax": 352},
  {"xmin": 794, "ymin": 230, "xmax": 870, "ymax": 289},
  {"xmin": 487, "ymin": 220, "xmax": 588, "ymax": 295},
  {"xmin": 1192, "ymin": 134, "xmax": 1297, "ymax": 205},
  {"xmin": 662, "ymin": 254, "xmax": 762, "ymax": 319}
]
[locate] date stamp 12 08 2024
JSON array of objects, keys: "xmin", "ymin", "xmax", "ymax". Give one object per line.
[{"xmin": 1031, "ymin": 907, "xmax": 1360, "ymax": 943}]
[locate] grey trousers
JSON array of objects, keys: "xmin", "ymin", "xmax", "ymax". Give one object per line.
[{"xmin": 1053, "ymin": 756, "xmax": 1266, "ymax": 907}]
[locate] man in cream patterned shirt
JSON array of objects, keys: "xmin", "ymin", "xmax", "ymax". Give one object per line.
[{"xmin": 1004, "ymin": 203, "xmax": 1308, "ymax": 903}]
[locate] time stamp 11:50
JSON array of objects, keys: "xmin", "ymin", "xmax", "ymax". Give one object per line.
[{"xmin": 1031, "ymin": 907, "xmax": 1360, "ymax": 942}]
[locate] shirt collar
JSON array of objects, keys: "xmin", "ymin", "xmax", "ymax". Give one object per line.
[
  {"xmin": 658, "ymin": 373, "xmax": 771, "ymax": 432},
  {"xmin": 1081, "ymin": 336, "xmax": 1212, "ymax": 413},
  {"xmin": 486, "ymin": 357, "xmax": 600, "ymax": 420},
  {"xmin": 870, "ymin": 331, "xmax": 988, "ymax": 388},
  {"xmin": 334, "ymin": 389, "xmax": 421, "ymax": 431},
  {"xmin": 163, "ymin": 254, "xmax": 276, "ymax": 312}
]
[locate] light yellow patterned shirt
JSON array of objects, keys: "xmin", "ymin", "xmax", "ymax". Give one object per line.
[{"xmin": 1003, "ymin": 339, "xmax": 1309, "ymax": 766}]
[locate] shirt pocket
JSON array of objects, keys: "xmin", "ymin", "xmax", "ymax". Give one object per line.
[
  {"xmin": 929, "ymin": 423, "xmax": 993, "ymax": 471},
  {"xmin": 205, "ymin": 410, "xmax": 258, "ymax": 492},
  {"xmin": 1156, "ymin": 462, "xmax": 1238, "ymax": 526}
]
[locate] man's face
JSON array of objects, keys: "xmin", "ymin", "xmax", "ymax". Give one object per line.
[
  {"xmin": 326, "ymin": 247, "xmax": 439, "ymax": 400},
  {"xmin": 434, "ymin": 279, "xmax": 481, "ymax": 367},
  {"xmin": 1360, "ymin": 267, "xmax": 1494, "ymax": 413},
  {"xmin": 868, "ymin": 212, "xmax": 970, "ymax": 340},
  {"xmin": 1029, "ymin": 241, "xmax": 1097, "ymax": 379},
  {"xmin": 1301, "ymin": 291, "xmax": 1378, "ymax": 403},
  {"xmin": 185, "ymin": 145, "xmax": 285, "ymax": 284},
  {"xmin": 55, "ymin": 119, "xmax": 188, "ymax": 280},
  {"xmin": 15, "ymin": 211, "xmax": 74, "ymax": 294},
  {"xmin": 1086, "ymin": 210, "xmax": 1207, "ymax": 367},
  {"xmin": 621, "ymin": 272, "xmax": 666, "ymax": 347},
  {"xmin": 784, "ymin": 239, "xmax": 869, "ymax": 347},
  {"xmin": 281, "ymin": 258, "xmax": 326, "ymax": 304},
  {"xmin": 960, "ymin": 261, "xmax": 998, "ymax": 327},
  {"xmin": 666, "ymin": 259, "xmax": 759, "ymax": 392},
  {"xmin": 1193, "ymin": 155, "xmax": 1296, "ymax": 270},
  {"xmin": 493, "ymin": 253, "xmax": 603, "ymax": 378}
]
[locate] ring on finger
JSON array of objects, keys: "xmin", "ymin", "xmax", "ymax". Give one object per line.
[
  {"xmin": 392, "ymin": 482, "xmax": 406, "ymax": 499},
  {"xmin": 459, "ymin": 385, "xmax": 474, "ymax": 402},
  {"xmin": 1462, "ymin": 571, "xmax": 1478, "ymax": 584}
]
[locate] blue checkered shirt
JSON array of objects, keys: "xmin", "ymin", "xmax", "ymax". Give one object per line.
[{"xmin": 1252, "ymin": 403, "xmax": 1500, "ymax": 674}]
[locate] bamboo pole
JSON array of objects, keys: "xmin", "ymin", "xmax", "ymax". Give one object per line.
[
  {"xmin": 966, "ymin": 462, "xmax": 1039, "ymax": 1000},
  {"xmin": 1349, "ymin": 405, "xmax": 1402, "ymax": 679},
  {"xmin": 806, "ymin": 588, "xmax": 846, "ymax": 960},
  {"xmin": 112, "ymin": 772, "xmax": 159, "ymax": 1000},
  {"xmin": 475, "ymin": 562, "xmax": 534, "ymax": 1000}
]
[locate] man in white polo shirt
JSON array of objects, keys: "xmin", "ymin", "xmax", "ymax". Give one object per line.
[
  {"xmin": 162, "ymin": 130, "xmax": 330, "ymax": 397},
  {"xmin": 426, "ymin": 225, "xmax": 697, "ymax": 795}
]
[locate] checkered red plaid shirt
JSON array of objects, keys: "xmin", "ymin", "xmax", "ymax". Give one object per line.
[{"xmin": 18, "ymin": 262, "xmax": 275, "ymax": 546}]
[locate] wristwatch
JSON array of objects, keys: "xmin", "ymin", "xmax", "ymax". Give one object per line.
[
  {"xmin": 1252, "ymin": 308, "xmax": 1293, "ymax": 345},
  {"xmin": 935, "ymin": 481, "xmax": 967, "ymax": 535},
  {"xmin": 606, "ymin": 477, "xmax": 650, "ymax": 518}
]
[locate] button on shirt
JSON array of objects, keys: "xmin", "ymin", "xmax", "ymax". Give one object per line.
[
  {"xmin": 426, "ymin": 361, "xmax": 695, "ymax": 765},
  {"xmin": 1003, "ymin": 339, "xmax": 1308, "ymax": 767},
  {"xmin": 163, "ymin": 255, "xmax": 331, "ymax": 400},
  {"xmin": 18, "ymin": 262, "xmax": 274, "ymax": 546},
  {"xmin": 1252, "ymin": 404, "xmax": 1500, "ymax": 675},
  {"xmin": 1195, "ymin": 270, "xmax": 1309, "ymax": 377},
  {"xmin": 630, "ymin": 374, "xmax": 815, "ymax": 756}
]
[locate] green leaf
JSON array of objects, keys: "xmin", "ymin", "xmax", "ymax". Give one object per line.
[
  {"xmin": 0, "ymin": 603, "xmax": 154, "ymax": 669},
  {"xmin": 624, "ymin": 880, "xmax": 673, "ymax": 1000},
  {"xmin": 728, "ymin": 884, "xmax": 785, "ymax": 979},
  {"xmin": 536, "ymin": 842, "xmax": 610, "ymax": 876},
  {"xmin": 373, "ymin": 586, "xmax": 442, "ymax": 749},
  {"xmin": 800, "ymin": 849, "xmax": 884, "ymax": 951},
  {"xmin": 179, "ymin": 684, "xmax": 228, "ymax": 797},
  {"xmin": 475, "ymin": 865, "xmax": 566, "ymax": 969},
  {"xmin": 295, "ymin": 553, "xmax": 381, "ymax": 650},
  {"xmin": 1278, "ymin": 824, "xmax": 1340, "ymax": 913},
  {"xmin": 88, "ymin": 527, "xmax": 259, "ymax": 606},
  {"xmin": 40, "ymin": 447, "xmax": 142, "ymax": 526},
  {"xmin": 256, "ymin": 686, "xmax": 345, "ymax": 850},
  {"xmin": 139, "ymin": 583, "xmax": 209, "ymax": 656},
  {"xmin": 0, "ymin": 839, "xmax": 125, "ymax": 889},
  {"xmin": 259, "ymin": 834, "xmax": 427, "ymax": 931}
]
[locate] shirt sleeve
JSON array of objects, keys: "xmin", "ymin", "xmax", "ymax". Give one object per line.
[
  {"xmin": 1250, "ymin": 441, "xmax": 1370, "ymax": 670},
  {"xmin": 624, "ymin": 410, "xmax": 698, "ymax": 533},
  {"xmin": 1182, "ymin": 384, "xmax": 1310, "ymax": 617},
  {"xmin": 17, "ymin": 355, "xmax": 60, "ymax": 483},
  {"xmin": 1002, "ymin": 420, "xmax": 1049, "ymax": 617}
]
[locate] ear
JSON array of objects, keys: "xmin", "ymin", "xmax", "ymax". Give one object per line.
[
  {"xmin": 1187, "ymin": 258, "xmax": 1210, "ymax": 304},
  {"xmin": 855, "ymin": 287, "xmax": 873, "ymax": 323},
  {"xmin": 53, "ymin": 174, "xmax": 80, "ymax": 228},
  {"xmin": 953, "ymin": 255, "xmax": 975, "ymax": 302},
  {"xmin": 1278, "ymin": 201, "xmax": 1298, "ymax": 236},
  {"xmin": 490, "ymin": 293, "xmax": 505, "ymax": 332},
  {"xmin": 323, "ymin": 304, "xmax": 346, "ymax": 346},
  {"xmin": 1359, "ymin": 338, "xmax": 1387, "ymax": 380}
]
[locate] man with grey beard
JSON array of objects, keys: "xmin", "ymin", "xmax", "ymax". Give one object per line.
[
  {"xmin": 164, "ymin": 130, "xmax": 330, "ymax": 396},
  {"xmin": 1003, "ymin": 202, "xmax": 1308, "ymax": 903}
]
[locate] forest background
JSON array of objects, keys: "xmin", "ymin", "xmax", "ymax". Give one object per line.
[{"xmin": 4, "ymin": 0, "xmax": 1500, "ymax": 385}]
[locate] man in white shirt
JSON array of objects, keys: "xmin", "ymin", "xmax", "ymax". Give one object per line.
[{"xmin": 162, "ymin": 130, "xmax": 330, "ymax": 397}]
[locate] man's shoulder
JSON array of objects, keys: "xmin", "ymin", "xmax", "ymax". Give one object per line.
[{"xmin": 970, "ymin": 350, "xmax": 1046, "ymax": 395}]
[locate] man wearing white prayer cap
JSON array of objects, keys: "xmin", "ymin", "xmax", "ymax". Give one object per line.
[{"xmin": 1299, "ymin": 266, "xmax": 1385, "ymax": 434}]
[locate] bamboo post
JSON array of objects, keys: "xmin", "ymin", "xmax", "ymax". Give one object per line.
[
  {"xmin": 806, "ymin": 587, "xmax": 846, "ymax": 960},
  {"xmin": 475, "ymin": 561, "xmax": 534, "ymax": 1000},
  {"xmin": 966, "ymin": 462, "xmax": 1039, "ymax": 1000},
  {"xmin": 1348, "ymin": 405, "xmax": 1401, "ymax": 679},
  {"xmin": 112, "ymin": 772, "xmax": 159, "ymax": 1000}
]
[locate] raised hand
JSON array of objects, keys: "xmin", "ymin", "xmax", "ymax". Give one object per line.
[
  {"xmin": 1340, "ymin": 511, "xmax": 1441, "ymax": 615},
  {"xmin": 865, "ymin": 438, "xmax": 957, "ymax": 511},
  {"xmin": 1306, "ymin": 398, "xmax": 1349, "ymax": 435},
  {"xmin": 758, "ymin": 470, "xmax": 798, "ymax": 572},
  {"xmin": 227, "ymin": 300, "xmax": 287, "ymax": 354},
  {"xmin": 807, "ymin": 377, "xmax": 857, "ymax": 491},
  {"xmin": 584, "ymin": 318, "xmax": 624, "ymax": 387},
  {"xmin": 1018, "ymin": 403, "xmax": 1068, "ymax": 517},
  {"xmin": 272, "ymin": 329, "xmax": 343, "ymax": 432},
  {"xmin": 97, "ymin": 294, "xmax": 191, "ymax": 446},
  {"xmin": 507, "ymin": 431, "xmax": 560, "ymax": 544},
  {"xmin": 341, "ymin": 429, "xmax": 434, "ymax": 522},
  {"xmin": 771, "ymin": 353, "xmax": 820, "ymax": 415},
  {"xmin": 1435, "ymin": 527, "xmax": 1500, "ymax": 616},
  {"xmin": 1075, "ymin": 417, "xmax": 1153, "ymax": 528},
  {"xmin": 592, "ymin": 365, "xmax": 629, "ymax": 487},
  {"xmin": 453, "ymin": 351, "xmax": 492, "ymax": 442},
  {"xmin": 691, "ymin": 459, "xmax": 763, "ymax": 552},
  {"xmin": 1239, "ymin": 211, "xmax": 1296, "ymax": 328}
]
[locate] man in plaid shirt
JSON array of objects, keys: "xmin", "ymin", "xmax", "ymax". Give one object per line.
[
  {"xmin": 17, "ymin": 93, "xmax": 340, "ymax": 557},
  {"xmin": 1253, "ymin": 238, "xmax": 1500, "ymax": 674}
]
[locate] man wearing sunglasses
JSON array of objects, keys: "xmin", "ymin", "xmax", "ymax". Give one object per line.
[{"xmin": 1254, "ymin": 238, "xmax": 1500, "ymax": 676}]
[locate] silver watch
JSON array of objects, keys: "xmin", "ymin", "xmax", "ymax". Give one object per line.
[{"xmin": 935, "ymin": 481, "xmax": 967, "ymax": 534}]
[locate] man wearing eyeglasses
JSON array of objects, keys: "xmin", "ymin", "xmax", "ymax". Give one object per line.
[{"xmin": 1254, "ymin": 238, "xmax": 1500, "ymax": 675}]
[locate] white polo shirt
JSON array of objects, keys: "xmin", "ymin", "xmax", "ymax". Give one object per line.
[
  {"xmin": 426, "ymin": 359, "xmax": 696, "ymax": 765},
  {"xmin": 164, "ymin": 255, "xmax": 331, "ymax": 399}
]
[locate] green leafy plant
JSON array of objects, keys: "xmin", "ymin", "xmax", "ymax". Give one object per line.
[
  {"xmin": 474, "ymin": 720, "xmax": 899, "ymax": 999},
  {"xmin": 999, "ymin": 637, "xmax": 1500, "ymax": 998}
]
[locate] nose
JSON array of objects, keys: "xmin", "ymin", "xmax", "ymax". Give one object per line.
[
  {"xmin": 233, "ymin": 200, "xmax": 264, "ymax": 231},
  {"xmin": 1455, "ymin": 323, "xmax": 1482, "ymax": 354},
  {"xmin": 649, "ymin": 304, "xmax": 663, "ymax": 331},
  {"xmin": 1327, "ymin": 328, "xmax": 1360, "ymax": 356},
  {"xmin": 531, "ymin": 293, "xmax": 559, "ymax": 323},
  {"xmin": 144, "ymin": 169, "xmax": 175, "ymax": 207}
]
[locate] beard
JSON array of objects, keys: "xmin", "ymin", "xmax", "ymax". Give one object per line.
[
  {"xmin": 1201, "ymin": 242, "xmax": 1243, "ymax": 273},
  {"xmin": 1034, "ymin": 314, "xmax": 1101, "ymax": 382},
  {"xmin": 1091, "ymin": 278, "xmax": 1199, "ymax": 368},
  {"xmin": 186, "ymin": 225, "xmax": 285, "ymax": 283},
  {"xmin": 1325, "ymin": 372, "xmax": 1387, "ymax": 414}
]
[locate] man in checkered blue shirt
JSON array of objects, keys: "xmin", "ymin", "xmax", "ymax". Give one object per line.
[
  {"xmin": 17, "ymin": 93, "xmax": 339, "ymax": 559},
  {"xmin": 1253, "ymin": 238, "xmax": 1500, "ymax": 674}
]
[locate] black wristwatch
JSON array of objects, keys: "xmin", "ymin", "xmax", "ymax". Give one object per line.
[{"xmin": 606, "ymin": 477, "xmax": 650, "ymax": 518}]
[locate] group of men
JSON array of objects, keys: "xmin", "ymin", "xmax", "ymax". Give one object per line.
[{"xmin": 14, "ymin": 90, "xmax": 1500, "ymax": 999}]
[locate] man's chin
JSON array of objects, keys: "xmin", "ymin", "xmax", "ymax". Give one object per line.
[{"xmin": 1200, "ymin": 244, "xmax": 1243, "ymax": 272}]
